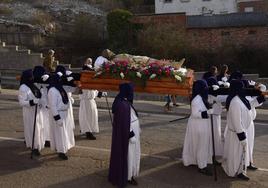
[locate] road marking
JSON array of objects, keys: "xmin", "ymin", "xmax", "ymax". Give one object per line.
[{"xmin": 1, "ymin": 136, "xmax": 268, "ymax": 173}]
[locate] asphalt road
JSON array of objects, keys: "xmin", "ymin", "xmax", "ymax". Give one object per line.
[{"xmin": 0, "ymin": 99, "xmax": 268, "ymax": 188}]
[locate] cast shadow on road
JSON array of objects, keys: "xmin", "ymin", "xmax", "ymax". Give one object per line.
[
  {"xmin": 45, "ymin": 148, "xmax": 242, "ymax": 188},
  {"xmin": 0, "ymin": 140, "xmax": 42, "ymax": 176}
]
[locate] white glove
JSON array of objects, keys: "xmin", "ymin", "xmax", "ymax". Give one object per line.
[
  {"xmin": 218, "ymin": 81, "xmax": 224, "ymax": 86},
  {"xmin": 222, "ymin": 77, "xmax": 228, "ymax": 82},
  {"xmin": 258, "ymin": 84, "xmax": 266, "ymax": 92},
  {"xmin": 212, "ymin": 85, "xmax": 220, "ymax": 91},
  {"xmin": 223, "ymin": 82, "xmax": 230, "ymax": 88},
  {"xmin": 41, "ymin": 74, "xmax": 49, "ymax": 81},
  {"xmin": 102, "ymin": 92, "xmax": 108, "ymax": 97},
  {"xmin": 56, "ymin": 119, "xmax": 63, "ymax": 127},
  {"xmin": 66, "ymin": 70, "xmax": 72, "ymax": 76},
  {"xmin": 67, "ymin": 77, "xmax": 74, "ymax": 82},
  {"xmin": 57, "ymin": 72, "xmax": 63, "ymax": 77},
  {"xmin": 33, "ymin": 98, "xmax": 39, "ymax": 104},
  {"xmin": 240, "ymin": 139, "xmax": 247, "ymax": 148},
  {"xmin": 248, "ymin": 80, "xmax": 256, "ymax": 86},
  {"xmin": 129, "ymin": 137, "xmax": 136, "ymax": 144},
  {"xmin": 207, "ymin": 109, "xmax": 214, "ymax": 115}
]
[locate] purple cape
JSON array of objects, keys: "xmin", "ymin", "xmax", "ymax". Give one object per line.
[{"xmin": 108, "ymin": 98, "xmax": 131, "ymax": 187}]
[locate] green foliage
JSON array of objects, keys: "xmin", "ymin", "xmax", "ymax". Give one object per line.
[{"xmin": 107, "ymin": 9, "xmax": 133, "ymax": 51}]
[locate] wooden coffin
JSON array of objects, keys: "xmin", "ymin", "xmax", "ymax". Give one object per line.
[{"xmin": 79, "ymin": 70, "xmax": 194, "ymax": 96}]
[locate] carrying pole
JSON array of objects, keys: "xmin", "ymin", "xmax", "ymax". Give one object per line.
[{"xmin": 31, "ymin": 104, "xmax": 38, "ymax": 159}]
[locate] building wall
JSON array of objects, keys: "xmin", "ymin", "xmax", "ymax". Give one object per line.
[
  {"xmin": 237, "ymin": 0, "xmax": 268, "ymax": 12},
  {"xmin": 155, "ymin": 0, "xmax": 237, "ymax": 15},
  {"xmin": 187, "ymin": 26, "xmax": 268, "ymax": 50}
]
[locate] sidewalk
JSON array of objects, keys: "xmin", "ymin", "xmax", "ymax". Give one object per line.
[{"xmin": 1, "ymin": 89, "xmax": 268, "ymax": 123}]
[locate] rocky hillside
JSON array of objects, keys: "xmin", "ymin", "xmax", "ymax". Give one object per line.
[{"xmin": 0, "ymin": 0, "xmax": 106, "ymax": 33}]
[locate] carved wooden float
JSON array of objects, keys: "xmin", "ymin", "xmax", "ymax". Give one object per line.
[{"xmin": 79, "ymin": 70, "xmax": 194, "ymax": 96}]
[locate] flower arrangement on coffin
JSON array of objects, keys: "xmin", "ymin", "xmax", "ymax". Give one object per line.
[{"xmin": 94, "ymin": 56, "xmax": 188, "ymax": 87}]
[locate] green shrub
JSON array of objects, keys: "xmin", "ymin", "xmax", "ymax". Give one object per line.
[{"xmin": 107, "ymin": 9, "xmax": 133, "ymax": 51}]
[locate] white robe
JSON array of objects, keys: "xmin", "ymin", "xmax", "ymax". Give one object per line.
[
  {"xmin": 182, "ymin": 95, "xmax": 212, "ymax": 169},
  {"xmin": 63, "ymin": 86, "xmax": 76, "ymax": 130},
  {"xmin": 79, "ymin": 89, "xmax": 99, "ymax": 133},
  {"xmin": 222, "ymin": 96, "xmax": 252, "ymax": 177},
  {"xmin": 48, "ymin": 87, "xmax": 75, "ymax": 153},
  {"xmin": 208, "ymin": 95, "xmax": 227, "ymax": 157},
  {"xmin": 246, "ymin": 96, "xmax": 262, "ymax": 164},
  {"xmin": 35, "ymin": 83, "xmax": 50, "ymax": 142},
  {"xmin": 128, "ymin": 107, "xmax": 141, "ymax": 180},
  {"xmin": 18, "ymin": 84, "xmax": 44, "ymax": 151},
  {"xmin": 94, "ymin": 56, "xmax": 108, "ymax": 71}
]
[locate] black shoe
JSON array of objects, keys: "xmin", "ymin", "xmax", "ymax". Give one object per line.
[
  {"xmin": 86, "ymin": 132, "xmax": 96, "ymax": 140},
  {"xmin": 58, "ymin": 153, "xmax": 68, "ymax": 160},
  {"xmin": 32, "ymin": 149, "xmax": 41, "ymax": 156},
  {"xmin": 247, "ymin": 164, "xmax": 258, "ymax": 170},
  {"xmin": 198, "ymin": 167, "xmax": 213, "ymax": 176},
  {"xmin": 44, "ymin": 141, "xmax": 50, "ymax": 148},
  {"xmin": 237, "ymin": 173, "xmax": 250, "ymax": 181},
  {"xmin": 173, "ymin": 103, "xmax": 179, "ymax": 107},
  {"xmin": 128, "ymin": 177, "xmax": 138, "ymax": 186}
]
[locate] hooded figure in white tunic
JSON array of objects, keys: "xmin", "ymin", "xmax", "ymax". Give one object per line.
[
  {"xmin": 242, "ymin": 80, "xmax": 266, "ymax": 170},
  {"xmin": 18, "ymin": 69, "xmax": 44, "ymax": 156},
  {"xmin": 109, "ymin": 83, "xmax": 140, "ymax": 187},
  {"xmin": 79, "ymin": 58, "xmax": 99, "ymax": 140},
  {"xmin": 207, "ymin": 77, "xmax": 229, "ymax": 158},
  {"xmin": 182, "ymin": 80, "xmax": 213, "ymax": 176},
  {"xmin": 33, "ymin": 66, "xmax": 51, "ymax": 147},
  {"xmin": 47, "ymin": 74, "xmax": 75, "ymax": 160},
  {"xmin": 56, "ymin": 65, "xmax": 76, "ymax": 130},
  {"xmin": 222, "ymin": 79, "xmax": 265, "ymax": 180}
]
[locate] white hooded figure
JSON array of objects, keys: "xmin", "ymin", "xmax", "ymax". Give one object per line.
[
  {"xmin": 128, "ymin": 106, "xmax": 141, "ymax": 182},
  {"xmin": 79, "ymin": 89, "xmax": 99, "ymax": 139},
  {"xmin": 47, "ymin": 75, "xmax": 75, "ymax": 160},
  {"xmin": 33, "ymin": 66, "xmax": 51, "ymax": 147},
  {"xmin": 222, "ymin": 80, "xmax": 264, "ymax": 180},
  {"xmin": 18, "ymin": 69, "xmax": 44, "ymax": 156},
  {"xmin": 245, "ymin": 83, "xmax": 266, "ymax": 170},
  {"xmin": 207, "ymin": 77, "xmax": 228, "ymax": 157},
  {"xmin": 55, "ymin": 65, "xmax": 76, "ymax": 131},
  {"xmin": 79, "ymin": 58, "xmax": 99, "ymax": 139},
  {"xmin": 182, "ymin": 80, "xmax": 213, "ymax": 176}
]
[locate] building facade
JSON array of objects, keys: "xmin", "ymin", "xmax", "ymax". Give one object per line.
[{"xmin": 155, "ymin": 0, "xmax": 267, "ymax": 15}]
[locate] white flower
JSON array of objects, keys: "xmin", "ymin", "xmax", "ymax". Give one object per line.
[
  {"xmin": 149, "ymin": 73, "xmax": 156, "ymax": 80},
  {"xmin": 136, "ymin": 72, "xmax": 142, "ymax": 78},
  {"xmin": 120, "ymin": 72, "xmax": 125, "ymax": 79},
  {"xmin": 175, "ymin": 75, "xmax": 182, "ymax": 82},
  {"xmin": 178, "ymin": 68, "xmax": 187, "ymax": 75}
]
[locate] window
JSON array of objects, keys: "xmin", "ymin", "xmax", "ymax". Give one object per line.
[
  {"xmin": 244, "ymin": 7, "xmax": 254, "ymax": 12},
  {"xmin": 180, "ymin": 0, "xmax": 190, "ymax": 2},
  {"xmin": 221, "ymin": 31, "xmax": 230, "ymax": 36},
  {"xmin": 203, "ymin": 0, "xmax": 211, "ymax": 1},
  {"xmin": 248, "ymin": 30, "xmax": 256, "ymax": 35},
  {"xmin": 164, "ymin": 0, "xmax": 172, "ymax": 3}
]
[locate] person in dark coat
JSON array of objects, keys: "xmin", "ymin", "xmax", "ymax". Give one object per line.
[{"xmin": 109, "ymin": 82, "xmax": 138, "ymax": 187}]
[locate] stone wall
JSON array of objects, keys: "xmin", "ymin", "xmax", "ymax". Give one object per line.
[{"xmin": 0, "ymin": 42, "xmax": 43, "ymax": 70}]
